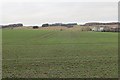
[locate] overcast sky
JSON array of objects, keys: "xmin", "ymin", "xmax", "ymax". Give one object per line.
[{"xmin": 1, "ymin": 1, "xmax": 118, "ymax": 26}]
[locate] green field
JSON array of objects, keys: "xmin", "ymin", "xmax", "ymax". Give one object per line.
[{"xmin": 2, "ymin": 29, "xmax": 118, "ymax": 78}]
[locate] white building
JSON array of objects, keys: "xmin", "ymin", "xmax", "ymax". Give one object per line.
[
  {"xmin": 92, "ymin": 27, "xmax": 104, "ymax": 32},
  {"xmin": 92, "ymin": 27, "xmax": 99, "ymax": 31}
]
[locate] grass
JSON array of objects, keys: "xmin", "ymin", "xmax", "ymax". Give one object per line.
[{"xmin": 2, "ymin": 29, "xmax": 118, "ymax": 78}]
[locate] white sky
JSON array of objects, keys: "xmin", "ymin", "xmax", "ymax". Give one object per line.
[{"xmin": 0, "ymin": 0, "xmax": 119, "ymax": 26}]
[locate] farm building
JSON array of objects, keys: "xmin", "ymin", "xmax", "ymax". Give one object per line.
[
  {"xmin": 84, "ymin": 22, "xmax": 120, "ymax": 32},
  {"xmin": 92, "ymin": 27, "xmax": 99, "ymax": 31},
  {"xmin": 92, "ymin": 26, "xmax": 120, "ymax": 32},
  {"xmin": 91, "ymin": 27, "xmax": 105, "ymax": 32},
  {"xmin": 110, "ymin": 27, "xmax": 120, "ymax": 32}
]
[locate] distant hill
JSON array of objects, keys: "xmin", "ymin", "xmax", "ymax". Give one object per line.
[{"xmin": 82, "ymin": 22, "xmax": 119, "ymax": 27}]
